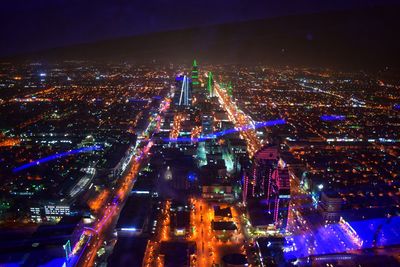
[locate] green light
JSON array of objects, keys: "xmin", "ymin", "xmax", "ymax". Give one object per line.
[
  {"xmin": 207, "ymin": 72, "xmax": 214, "ymax": 97},
  {"xmin": 191, "ymin": 59, "xmax": 199, "ymax": 88},
  {"xmin": 227, "ymin": 81, "xmax": 233, "ymax": 96}
]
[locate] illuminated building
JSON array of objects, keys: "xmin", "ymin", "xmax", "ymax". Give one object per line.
[
  {"xmin": 115, "ymin": 194, "xmax": 151, "ymax": 236},
  {"xmin": 201, "ymin": 112, "xmax": 213, "ymax": 136},
  {"xmin": 226, "ymin": 81, "xmax": 233, "ymax": 97},
  {"xmin": 256, "ymin": 237, "xmax": 285, "ymax": 266},
  {"xmin": 270, "ymin": 164, "xmax": 290, "ymax": 230},
  {"xmin": 245, "ymin": 145, "xmax": 290, "ymax": 231},
  {"xmin": 213, "ymin": 206, "xmax": 233, "ymax": 221},
  {"xmin": 297, "ymin": 253, "xmax": 399, "ymax": 266},
  {"xmin": 201, "ymin": 111, "xmax": 214, "ymax": 154},
  {"xmin": 170, "ymin": 202, "xmax": 190, "ymax": 238},
  {"xmin": 202, "ymin": 184, "xmax": 234, "ymax": 201},
  {"xmin": 250, "ymin": 145, "xmax": 279, "ymax": 199},
  {"xmin": 104, "ymin": 143, "xmax": 135, "ymax": 179},
  {"xmin": 228, "ymin": 138, "xmax": 248, "ymax": 173},
  {"xmin": 191, "ymin": 59, "xmax": 200, "ymax": 93},
  {"xmin": 30, "ymin": 203, "xmax": 71, "ymax": 222},
  {"xmin": 178, "ymin": 75, "xmax": 191, "ymax": 106},
  {"xmin": 24, "ymin": 215, "xmax": 83, "ymax": 266},
  {"xmin": 207, "ymin": 71, "xmax": 214, "ymax": 97},
  {"xmin": 44, "ymin": 205, "xmax": 71, "ymax": 219},
  {"xmin": 318, "ymin": 191, "xmax": 342, "ymax": 223},
  {"xmin": 164, "ymin": 165, "xmax": 173, "ymax": 180}
]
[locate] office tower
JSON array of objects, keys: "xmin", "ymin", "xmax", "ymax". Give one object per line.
[
  {"xmin": 245, "ymin": 145, "xmax": 290, "ymax": 231},
  {"xmin": 207, "ymin": 71, "xmax": 214, "ymax": 97},
  {"xmin": 177, "ymin": 75, "xmax": 191, "ymax": 106},
  {"xmin": 270, "ymin": 165, "xmax": 290, "ymax": 230},
  {"xmin": 191, "ymin": 59, "xmax": 200, "ymax": 93}
]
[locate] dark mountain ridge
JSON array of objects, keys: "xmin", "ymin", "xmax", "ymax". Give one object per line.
[{"xmin": 5, "ymin": 6, "xmax": 400, "ymax": 69}]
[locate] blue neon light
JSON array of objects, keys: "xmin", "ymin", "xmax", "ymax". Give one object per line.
[
  {"xmin": 187, "ymin": 172, "xmax": 197, "ymax": 182},
  {"xmin": 12, "ymin": 145, "xmax": 102, "ymax": 173},
  {"xmin": 121, "ymin": 227, "xmax": 137, "ymax": 231},
  {"xmin": 320, "ymin": 115, "xmax": 346, "ymax": 121},
  {"xmin": 175, "ymin": 76, "xmax": 184, "ymax": 81},
  {"xmin": 164, "ymin": 119, "xmax": 286, "ymax": 142}
]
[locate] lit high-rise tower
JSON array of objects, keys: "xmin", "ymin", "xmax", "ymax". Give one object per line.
[
  {"xmin": 191, "ymin": 59, "xmax": 200, "ymax": 92},
  {"xmin": 207, "ymin": 71, "xmax": 214, "ymax": 97},
  {"xmin": 245, "ymin": 145, "xmax": 290, "ymax": 232},
  {"xmin": 178, "ymin": 75, "xmax": 191, "ymax": 106},
  {"xmin": 271, "ymin": 165, "xmax": 290, "ymax": 230},
  {"xmin": 227, "ymin": 81, "xmax": 233, "ymax": 97}
]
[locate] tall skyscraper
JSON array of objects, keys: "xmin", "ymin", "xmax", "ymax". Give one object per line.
[
  {"xmin": 207, "ymin": 71, "xmax": 214, "ymax": 97},
  {"xmin": 227, "ymin": 81, "xmax": 233, "ymax": 97},
  {"xmin": 178, "ymin": 75, "xmax": 191, "ymax": 106},
  {"xmin": 191, "ymin": 59, "xmax": 200, "ymax": 93},
  {"xmin": 270, "ymin": 163, "xmax": 290, "ymax": 230},
  {"xmin": 244, "ymin": 145, "xmax": 290, "ymax": 231}
]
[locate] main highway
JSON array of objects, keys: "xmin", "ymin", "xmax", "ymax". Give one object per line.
[
  {"xmin": 72, "ymin": 97, "xmax": 171, "ymax": 267},
  {"xmin": 212, "ymin": 77, "xmax": 262, "ymax": 158}
]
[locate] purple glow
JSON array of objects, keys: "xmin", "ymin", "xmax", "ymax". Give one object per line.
[
  {"xmin": 284, "ymin": 215, "xmax": 400, "ymax": 261},
  {"xmin": 320, "ymin": 115, "xmax": 346, "ymax": 121},
  {"xmin": 70, "ymin": 234, "xmax": 92, "ymax": 266},
  {"xmin": 129, "ymin": 98, "xmax": 148, "ymax": 102},
  {"xmin": 12, "ymin": 145, "xmax": 102, "ymax": 173},
  {"xmin": 175, "ymin": 75, "xmax": 184, "ymax": 81}
]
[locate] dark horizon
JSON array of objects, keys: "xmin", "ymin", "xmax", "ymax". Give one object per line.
[
  {"xmin": 3, "ymin": 6, "xmax": 400, "ymax": 71},
  {"xmin": 2, "ymin": 0, "xmax": 400, "ymax": 61}
]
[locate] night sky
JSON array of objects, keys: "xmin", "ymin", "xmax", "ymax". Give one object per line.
[{"xmin": 1, "ymin": 0, "xmax": 399, "ymax": 57}]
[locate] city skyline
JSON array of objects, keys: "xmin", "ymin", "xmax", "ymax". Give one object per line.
[
  {"xmin": 0, "ymin": 60, "xmax": 399, "ymax": 266},
  {"xmin": 1, "ymin": 2, "xmax": 400, "ymax": 267}
]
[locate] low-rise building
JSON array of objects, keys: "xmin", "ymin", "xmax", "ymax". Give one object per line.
[{"xmin": 318, "ymin": 191, "xmax": 342, "ymax": 223}]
